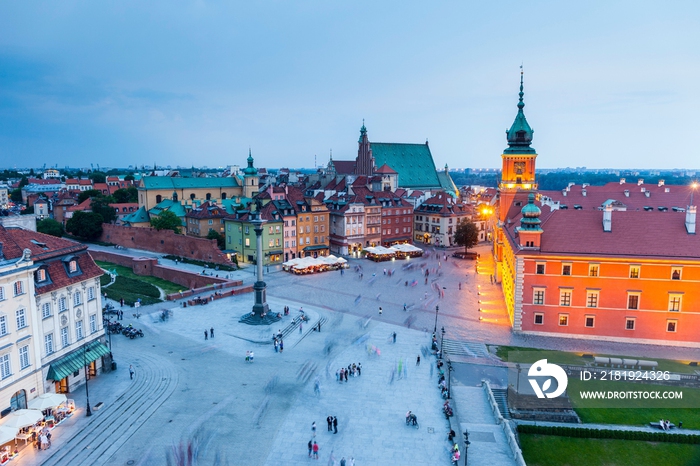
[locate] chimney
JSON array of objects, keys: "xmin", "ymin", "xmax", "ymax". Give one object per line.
[
  {"xmin": 582, "ymin": 189, "xmax": 587, "ymax": 197},
  {"xmin": 620, "ymin": 178, "xmax": 626, "ymax": 185},
  {"xmin": 603, "ymin": 204, "xmax": 612, "ymax": 232},
  {"xmin": 562, "ymin": 189, "xmax": 567, "ymax": 197},
  {"xmin": 638, "ymin": 178, "xmax": 644, "ymax": 186},
  {"xmin": 645, "ymin": 191, "xmax": 650, "ymax": 198},
  {"xmin": 658, "ymin": 179, "xmax": 665, "ymax": 187},
  {"xmin": 665, "ymin": 187, "xmax": 670, "ymax": 193},
  {"xmin": 624, "ymin": 190, "xmax": 630, "ymax": 197},
  {"xmin": 686, "ymin": 206, "xmax": 697, "ymax": 234},
  {"xmin": 641, "ymin": 187, "xmax": 646, "ymax": 193}
]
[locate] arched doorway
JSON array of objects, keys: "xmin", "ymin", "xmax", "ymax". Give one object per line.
[
  {"xmin": 10, "ymin": 390, "xmax": 26, "ymax": 411},
  {"xmin": 155, "ymin": 195, "xmax": 162, "ymax": 204},
  {"xmin": 221, "ymin": 192, "xmax": 227, "ymax": 200}
]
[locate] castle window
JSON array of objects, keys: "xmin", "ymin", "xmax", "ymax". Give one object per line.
[
  {"xmin": 558, "ymin": 314, "xmax": 569, "ymax": 326},
  {"xmin": 668, "ymin": 294, "xmax": 682, "ymax": 312},
  {"xmin": 671, "ymin": 267, "xmax": 682, "ymax": 280},
  {"xmin": 535, "ymin": 263, "xmax": 545, "ymax": 275},
  {"xmin": 533, "ymin": 313, "xmax": 544, "ymax": 325},
  {"xmin": 625, "ymin": 318, "xmax": 636, "ymax": 331},
  {"xmin": 629, "ymin": 266, "xmax": 640, "ymax": 279},
  {"xmin": 584, "ymin": 316, "xmax": 595, "ymax": 328},
  {"xmin": 561, "ymin": 264, "xmax": 572, "ymax": 276}
]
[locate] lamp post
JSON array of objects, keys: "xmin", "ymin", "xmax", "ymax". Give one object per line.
[
  {"xmin": 84, "ymin": 343, "xmax": 92, "ymax": 417},
  {"xmin": 433, "ymin": 305, "xmax": 439, "ymax": 334},
  {"xmin": 440, "ymin": 326, "xmax": 446, "ymax": 360},
  {"xmin": 463, "ymin": 431, "xmax": 470, "ymax": 465},
  {"xmin": 447, "ymin": 358, "xmax": 454, "ymax": 399}
]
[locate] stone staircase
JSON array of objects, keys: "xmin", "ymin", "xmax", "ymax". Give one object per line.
[
  {"xmin": 441, "ymin": 339, "xmax": 491, "ymax": 359},
  {"xmin": 491, "ymin": 388, "xmax": 511, "ymax": 419}
]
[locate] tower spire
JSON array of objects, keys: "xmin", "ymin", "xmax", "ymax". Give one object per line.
[
  {"xmin": 504, "ymin": 66, "xmax": 535, "ymax": 154},
  {"xmin": 518, "ymin": 65, "xmax": 524, "ymax": 110}
]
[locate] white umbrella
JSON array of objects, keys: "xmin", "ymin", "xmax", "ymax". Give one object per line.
[
  {"xmin": 0, "ymin": 426, "xmax": 17, "ymax": 445},
  {"xmin": 0, "ymin": 409, "xmax": 43, "ymax": 429},
  {"xmin": 28, "ymin": 393, "xmax": 67, "ymax": 411}
]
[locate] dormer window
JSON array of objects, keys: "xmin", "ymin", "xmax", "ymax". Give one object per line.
[{"xmin": 36, "ymin": 269, "xmax": 47, "ymax": 282}]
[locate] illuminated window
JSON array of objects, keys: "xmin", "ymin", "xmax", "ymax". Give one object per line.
[
  {"xmin": 629, "ymin": 266, "xmax": 640, "ymax": 279},
  {"xmin": 68, "ymin": 260, "xmax": 77, "ymax": 273},
  {"xmin": 245, "ymin": 238, "xmax": 250, "ymax": 247},
  {"xmin": 37, "ymin": 269, "xmax": 47, "ymax": 282},
  {"xmin": 13, "ymin": 281, "xmax": 24, "ymax": 296},
  {"xmin": 533, "ymin": 313, "xmax": 544, "ymax": 325},
  {"xmin": 558, "ymin": 314, "xmax": 569, "ymax": 326},
  {"xmin": 588, "ymin": 264, "xmax": 599, "ymax": 277},
  {"xmin": 561, "ymin": 264, "xmax": 571, "ymax": 276},
  {"xmin": 584, "ymin": 315, "xmax": 595, "ymax": 328},
  {"xmin": 625, "ymin": 318, "xmax": 636, "ymax": 330}
]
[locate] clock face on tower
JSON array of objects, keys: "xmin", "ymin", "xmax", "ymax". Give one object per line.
[{"xmin": 514, "ymin": 162, "xmax": 525, "ymax": 175}]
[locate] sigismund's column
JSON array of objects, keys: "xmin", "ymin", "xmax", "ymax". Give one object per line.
[{"xmin": 251, "ymin": 212, "xmax": 269, "ymax": 316}]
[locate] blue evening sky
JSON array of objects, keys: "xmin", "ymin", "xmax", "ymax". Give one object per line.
[{"xmin": 1, "ymin": 1, "xmax": 698, "ymax": 170}]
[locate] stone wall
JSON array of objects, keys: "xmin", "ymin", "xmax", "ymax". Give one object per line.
[
  {"xmin": 99, "ymin": 224, "xmax": 232, "ymax": 266},
  {"xmin": 89, "ymin": 250, "xmax": 240, "ymax": 291}
]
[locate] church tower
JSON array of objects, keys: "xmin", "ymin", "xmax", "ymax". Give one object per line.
[
  {"xmin": 243, "ymin": 149, "xmax": 259, "ymax": 198},
  {"xmin": 498, "ymin": 70, "xmax": 538, "ymax": 222},
  {"xmin": 354, "ymin": 120, "xmax": 375, "ymax": 176}
]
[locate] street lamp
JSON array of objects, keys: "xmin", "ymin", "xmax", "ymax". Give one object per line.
[
  {"xmin": 463, "ymin": 431, "xmax": 471, "ymax": 465},
  {"xmin": 440, "ymin": 327, "xmax": 446, "ymax": 359},
  {"xmin": 433, "ymin": 305, "xmax": 439, "ymax": 334},
  {"xmin": 447, "ymin": 358, "xmax": 454, "ymax": 399},
  {"xmin": 84, "ymin": 343, "xmax": 92, "ymax": 417}
]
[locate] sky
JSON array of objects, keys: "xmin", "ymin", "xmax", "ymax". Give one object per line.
[{"xmin": 1, "ymin": 1, "xmax": 699, "ymax": 171}]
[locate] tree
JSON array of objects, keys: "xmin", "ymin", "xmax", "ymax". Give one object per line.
[
  {"xmin": 453, "ymin": 218, "xmax": 479, "ymax": 252},
  {"xmin": 19, "ymin": 176, "xmax": 29, "ymax": 188},
  {"xmin": 78, "ymin": 189, "xmax": 103, "ymax": 203},
  {"xmin": 207, "ymin": 230, "xmax": 226, "ymax": 249},
  {"xmin": 124, "ymin": 174, "xmax": 135, "ymax": 182},
  {"xmin": 112, "ymin": 186, "xmax": 138, "ymax": 203},
  {"xmin": 150, "ymin": 210, "xmax": 182, "ymax": 234},
  {"xmin": 66, "ymin": 211, "xmax": 104, "ymax": 240},
  {"xmin": 37, "ymin": 218, "xmax": 65, "ymax": 237},
  {"xmin": 10, "ymin": 189, "xmax": 22, "ymax": 204},
  {"xmin": 88, "ymin": 171, "xmax": 106, "ymax": 183},
  {"xmin": 90, "ymin": 196, "xmax": 117, "ymax": 224}
]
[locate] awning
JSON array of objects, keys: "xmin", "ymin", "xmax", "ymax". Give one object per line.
[
  {"xmin": 303, "ymin": 245, "xmax": 329, "ymax": 251},
  {"xmin": 46, "ymin": 340, "xmax": 110, "ymax": 381},
  {"xmin": 268, "ymin": 250, "xmax": 283, "ymax": 255}
]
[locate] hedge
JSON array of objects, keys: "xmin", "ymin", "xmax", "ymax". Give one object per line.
[{"xmin": 517, "ymin": 424, "xmax": 700, "ymax": 444}]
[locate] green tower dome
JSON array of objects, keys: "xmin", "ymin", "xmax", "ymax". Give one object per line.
[
  {"xmin": 505, "ymin": 69, "xmax": 536, "ymax": 155},
  {"xmin": 244, "ymin": 148, "xmax": 258, "ymax": 176},
  {"xmin": 520, "ymin": 192, "xmax": 542, "ymax": 230}
]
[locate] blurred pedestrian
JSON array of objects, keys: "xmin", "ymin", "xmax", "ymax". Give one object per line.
[
  {"xmin": 204, "ymin": 329, "xmax": 208, "ymax": 340},
  {"xmin": 416, "ymin": 356, "xmax": 421, "ymax": 366},
  {"xmin": 313, "ymin": 441, "xmax": 319, "ymax": 459},
  {"xmin": 210, "ymin": 327, "xmax": 214, "ymax": 338},
  {"xmin": 333, "ymin": 416, "xmax": 338, "ymax": 434},
  {"xmin": 129, "ymin": 365, "xmax": 134, "ymax": 380}
]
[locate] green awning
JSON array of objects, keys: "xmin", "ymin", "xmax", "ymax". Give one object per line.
[
  {"xmin": 46, "ymin": 340, "xmax": 110, "ymax": 381},
  {"xmin": 302, "ymin": 245, "xmax": 329, "ymax": 251}
]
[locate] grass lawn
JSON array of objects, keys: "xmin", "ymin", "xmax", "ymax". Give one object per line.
[
  {"xmin": 95, "ymin": 261, "xmax": 182, "ymax": 295},
  {"xmin": 567, "ymin": 377, "xmax": 700, "ymax": 428},
  {"xmin": 520, "ymin": 434, "xmax": 700, "ymax": 466},
  {"xmin": 491, "ymin": 345, "xmax": 698, "ymax": 374},
  {"xmin": 104, "ymin": 276, "xmax": 161, "ymax": 306}
]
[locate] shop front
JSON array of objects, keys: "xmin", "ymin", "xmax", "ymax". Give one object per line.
[{"xmin": 46, "ymin": 340, "xmax": 110, "ymax": 394}]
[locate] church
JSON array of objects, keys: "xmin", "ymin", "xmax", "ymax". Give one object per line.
[{"xmin": 493, "ymin": 72, "xmax": 700, "ymax": 346}]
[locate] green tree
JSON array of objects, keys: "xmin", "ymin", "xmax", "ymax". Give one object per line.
[
  {"xmin": 78, "ymin": 189, "xmax": 103, "ymax": 203},
  {"xmin": 453, "ymin": 218, "xmax": 479, "ymax": 252},
  {"xmin": 88, "ymin": 171, "xmax": 107, "ymax": 183},
  {"xmin": 19, "ymin": 176, "xmax": 29, "ymax": 188},
  {"xmin": 150, "ymin": 210, "xmax": 182, "ymax": 234},
  {"xmin": 112, "ymin": 186, "xmax": 138, "ymax": 203},
  {"xmin": 66, "ymin": 211, "xmax": 104, "ymax": 240},
  {"xmin": 206, "ymin": 230, "xmax": 226, "ymax": 249},
  {"xmin": 90, "ymin": 196, "xmax": 117, "ymax": 224},
  {"xmin": 10, "ymin": 189, "xmax": 22, "ymax": 204},
  {"xmin": 124, "ymin": 174, "xmax": 135, "ymax": 182},
  {"xmin": 37, "ymin": 218, "xmax": 65, "ymax": 237}
]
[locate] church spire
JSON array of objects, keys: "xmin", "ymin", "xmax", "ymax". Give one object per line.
[{"xmin": 505, "ymin": 67, "xmax": 535, "ymax": 154}]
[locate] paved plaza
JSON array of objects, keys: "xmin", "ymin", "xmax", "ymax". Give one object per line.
[{"xmin": 22, "ymin": 243, "xmax": 700, "ymax": 465}]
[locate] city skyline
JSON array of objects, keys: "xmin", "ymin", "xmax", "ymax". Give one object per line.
[{"xmin": 1, "ymin": 1, "xmax": 699, "ymax": 170}]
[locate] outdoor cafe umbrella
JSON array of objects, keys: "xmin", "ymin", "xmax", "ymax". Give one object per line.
[
  {"xmin": 27, "ymin": 393, "xmax": 67, "ymax": 411},
  {"xmin": 0, "ymin": 409, "xmax": 43, "ymax": 429},
  {"xmin": 0, "ymin": 426, "xmax": 17, "ymax": 445}
]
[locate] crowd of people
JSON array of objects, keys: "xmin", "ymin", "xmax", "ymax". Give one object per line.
[{"xmin": 336, "ymin": 362, "xmax": 362, "ymax": 382}]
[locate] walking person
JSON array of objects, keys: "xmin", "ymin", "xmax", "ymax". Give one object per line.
[
  {"xmin": 274, "ymin": 339, "xmax": 279, "ymax": 352},
  {"xmin": 210, "ymin": 327, "xmax": 214, "ymax": 338},
  {"xmin": 312, "ymin": 421, "xmax": 316, "ymax": 437},
  {"xmin": 379, "ymin": 307, "xmax": 382, "ymax": 315},
  {"xmin": 204, "ymin": 329, "xmax": 208, "ymax": 340},
  {"xmin": 308, "ymin": 439, "xmax": 313, "ymax": 458},
  {"xmin": 416, "ymin": 355, "xmax": 421, "ymax": 366},
  {"xmin": 392, "ymin": 332, "xmax": 397, "ymax": 343},
  {"xmin": 129, "ymin": 365, "xmax": 135, "ymax": 380},
  {"xmin": 333, "ymin": 416, "xmax": 338, "ymax": 434},
  {"xmin": 279, "ymin": 340, "xmax": 284, "ymax": 353},
  {"xmin": 341, "ymin": 458, "xmax": 346, "ymax": 466},
  {"xmin": 312, "ymin": 441, "xmax": 319, "ymax": 459},
  {"xmin": 299, "ymin": 322, "xmax": 303, "ymax": 334},
  {"xmin": 327, "ymin": 415, "xmax": 333, "ymax": 431}
]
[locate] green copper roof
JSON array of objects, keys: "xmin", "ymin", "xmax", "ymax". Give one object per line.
[
  {"xmin": 370, "ymin": 142, "xmax": 441, "ymax": 189},
  {"xmin": 244, "ymin": 149, "xmax": 258, "ymax": 176},
  {"xmin": 437, "ymin": 170, "xmax": 458, "ymax": 197},
  {"xmin": 140, "ymin": 177, "xmax": 240, "ymax": 189},
  {"xmin": 121, "ymin": 205, "xmax": 150, "ymax": 224},
  {"xmin": 505, "ymin": 71, "xmax": 536, "ymax": 155},
  {"xmin": 149, "ymin": 199, "xmax": 187, "ymax": 219},
  {"xmin": 520, "ymin": 192, "xmax": 542, "ymax": 230}
]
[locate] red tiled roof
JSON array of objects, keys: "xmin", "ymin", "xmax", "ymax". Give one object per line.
[
  {"xmin": 504, "ymin": 206, "xmax": 700, "ymax": 260},
  {"xmin": 540, "ymin": 182, "xmax": 693, "ymax": 211},
  {"xmin": 185, "ymin": 201, "xmax": 227, "ymax": 219},
  {"xmin": 67, "ymin": 198, "xmax": 92, "ymax": 212},
  {"xmin": 0, "ymin": 225, "xmax": 88, "ymax": 261},
  {"xmin": 35, "ymin": 252, "xmax": 104, "ymax": 294},
  {"xmin": 375, "ymin": 163, "xmax": 397, "ymax": 174}
]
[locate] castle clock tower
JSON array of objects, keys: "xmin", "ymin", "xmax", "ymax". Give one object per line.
[{"xmin": 498, "ymin": 70, "xmax": 537, "ymax": 223}]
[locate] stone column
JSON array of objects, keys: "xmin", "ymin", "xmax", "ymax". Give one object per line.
[{"xmin": 251, "ymin": 217, "xmax": 269, "ymax": 316}]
